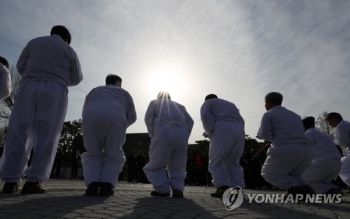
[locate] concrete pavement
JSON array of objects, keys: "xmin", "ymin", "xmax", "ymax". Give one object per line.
[{"xmin": 0, "ymin": 180, "xmax": 349, "ymax": 218}]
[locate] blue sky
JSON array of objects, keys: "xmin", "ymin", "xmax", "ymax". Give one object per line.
[{"xmin": 1, "ymin": 0, "xmax": 349, "ymax": 143}]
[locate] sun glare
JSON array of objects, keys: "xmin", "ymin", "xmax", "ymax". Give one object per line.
[{"xmin": 148, "ymin": 67, "xmax": 183, "ymax": 99}]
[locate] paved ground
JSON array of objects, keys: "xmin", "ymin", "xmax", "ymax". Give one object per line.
[{"xmin": 0, "ymin": 180, "xmax": 349, "ymax": 219}]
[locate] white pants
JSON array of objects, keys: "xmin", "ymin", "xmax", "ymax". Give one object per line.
[
  {"xmin": 302, "ymin": 158, "xmax": 341, "ymax": 193},
  {"xmin": 209, "ymin": 122, "xmax": 245, "ymax": 188},
  {"xmin": 0, "ymin": 80, "xmax": 67, "ymax": 182},
  {"xmin": 261, "ymin": 143, "xmax": 313, "ymax": 190},
  {"xmin": 339, "ymin": 155, "xmax": 350, "ymax": 187},
  {"xmin": 81, "ymin": 110, "xmax": 127, "ymax": 188},
  {"xmin": 143, "ymin": 127, "xmax": 189, "ymax": 193}
]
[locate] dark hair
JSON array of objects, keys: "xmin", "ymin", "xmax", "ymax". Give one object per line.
[
  {"xmin": 50, "ymin": 25, "xmax": 71, "ymax": 45},
  {"xmin": 302, "ymin": 117, "xmax": 315, "ymax": 129},
  {"xmin": 265, "ymin": 92, "xmax": 283, "ymax": 105},
  {"xmin": 106, "ymin": 74, "xmax": 122, "ymax": 85},
  {"xmin": 157, "ymin": 91, "xmax": 171, "ymax": 100},
  {"xmin": 205, "ymin": 94, "xmax": 218, "ymax": 100},
  {"xmin": 0, "ymin": 56, "xmax": 9, "ymax": 69},
  {"xmin": 326, "ymin": 112, "xmax": 343, "ymax": 121}
]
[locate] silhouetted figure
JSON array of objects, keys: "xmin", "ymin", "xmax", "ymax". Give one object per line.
[
  {"xmin": 0, "ymin": 25, "xmax": 83, "ymax": 194},
  {"xmin": 137, "ymin": 151, "xmax": 146, "ymax": 182},
  {"xmin": 50, "ymin": 150, "xmax": 63, "ymax": 179},
  {"xmin": 71, "ymin": 150, "xmax": 81, "ymax": 180},
  {"xmin": 127, "ymin": 152, "xmax": 137, "ymax": 182}
]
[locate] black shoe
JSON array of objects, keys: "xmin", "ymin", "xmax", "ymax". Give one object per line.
[
  {"xmin": 211, "ymin": 185, "xmax": 229, "ymax": 198},
  {"xmin": 150, "ymin": 190, "xmax": 170, "ymax": 197},
  {"xmin": 21, "ymin": 181, "xmax": 48, "ymax": 194},
  {"xmin": 172, "ymin": 189, "xmax": 183, "ymax": 198},
  {"xmin": 3, "ymin": 182, "xmax": 19, "ymax": 194},
  {"xmin": 85, "ymin": 182, "xmax": 100, "ymax": 196},
  {"xmin": 99, "ymin": 182, "xmax": 114, "ymax": 196}
]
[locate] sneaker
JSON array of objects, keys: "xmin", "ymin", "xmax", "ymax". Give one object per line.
[
  {"xmin": 99, "ymin": 182, "xmax": 114, "ymax": 196},
  {"xmin": 2, "ymin": 182, "xmax": 19, "ymax": 194},
  {"xmin": 150, "ymin": 190, "xmax": 170, "ymax": 197},
  {"xmin": 85, "ymin": 182, "xmax": 100, "ymax": 196},
  {"xmin": 172, "ymin": 189, "xmax": 183, "ymax": 198},
  {"xmin": 21, "ymin": 181, "xmax": 48, "ymax": 194},
  {"xmin": 211, "ymin": 185, "xmax": 229, "ymax": 198}
]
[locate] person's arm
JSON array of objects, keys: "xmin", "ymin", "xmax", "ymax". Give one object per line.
[
  {"xmin": 0, "ymin": 64, "xmax": 12, "ymax": 100},
  {"xmin": 126, "ymin": 94, "xmax": 137, "ymax": 128},
  {"xmin": 334, "ymin": 123, "xmax": 350, "ymax": 148},
  {"xmin": 144, "ymin": 101, "xmax": 156, "ymax": 138},
  {"xmin": 257, "ymin": 113, "xmax": 273, "ymax": 142},
  {"xmin": 184, "ymin": 107, "xmax": 194, "ymax": 135},
  {"xmin": 200, "ymin": 102, "xmax": 214, "ymax": 138},
  {"xmin": 69, "ymin": 51, "xmax": 83, "ymax": 86},
  {"xmin": 304, "ymin": 131, "xmax": 314, "ymax": 146},
  {"xmin": 17, "ymin": 43, "xmax": 30, "ymax": 76}
]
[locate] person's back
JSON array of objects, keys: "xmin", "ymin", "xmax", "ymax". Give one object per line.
[
  {"xmin": 17, "ymin": 35, "xmax": 81, "ymax": 87},
  {"xmin": 83, "ymin": 85, "xmax": 135, "ymax": 126},
  {"xmin": 334, "ymin": 120, "xmax": 350, "ymax": 156},
  {"xmin": 306, "ymin": 128, "xmax": 340, "ymax": 162},
  {"xmin": 145, "ymin": 97, "xmax": 193, "ymax": 137},
  {"xmin": 152, "ymin": 99, "xmax": 188, "ymax": 129},
  {"xmin": 258, "ymin": 106, "xmax": 308, "ymax": 146},
  {"xmin": 201, "ymin": 98, "xmax": 244, "ymax": 126}
]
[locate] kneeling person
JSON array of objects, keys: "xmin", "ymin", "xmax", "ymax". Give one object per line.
[
  {"xmin": 257, "ymin": 92, "xmax": 314, "ymax": 197},
  {"xmin": 302, "ymin": 117, "xmax": 342, "ymax": 195},
  {"xmin": 81, "ymin": 74, "xmax": 136, "ymax": 196}
]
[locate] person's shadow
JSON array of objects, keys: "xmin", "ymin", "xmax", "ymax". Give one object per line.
[{"xmin": 119, "ymin": 196, "xmax": 221, "ymax": 219}]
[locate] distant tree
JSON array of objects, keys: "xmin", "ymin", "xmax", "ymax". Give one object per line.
[
  {"xmin": 59, "ymin": 119, "xmax": 82, "ymax": 164},
  {"xmin": 315, "ymin": 111, "xmax": 334, "ymax": 139}
]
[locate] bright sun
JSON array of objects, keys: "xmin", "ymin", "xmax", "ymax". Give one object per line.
[{"xmin": 147, "ymin": 67, "xmax": 183, "ymax": 99}]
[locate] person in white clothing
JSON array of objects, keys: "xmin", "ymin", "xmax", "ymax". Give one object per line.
[
  {"xmin": 81, "ymin": 74, "xmax": 136, "ymax": 196},
  {"xmin": 0, "ymin": 56, "xmax": 11, "ymax": 100},
  {"xmin": 144, "ymin": 91, "xmax": 193, "ymax": 197},
  {"xmin": 257, "ymin": 92, "xmax": 314, "ymax": 197},
  {"xmin": 200, "ymin": 94, "xmax": 245, "ymax": 198},
  {"xmin": 0, "ymin": 26, "xmax": 83, "ymax": 194},
  {"xmin": 326, "ymin": 112, "xmax": 350, "ymax": 187},
  {"xmin": 301, "ymin": 117, "xmax": 342, "ymax": 195}
]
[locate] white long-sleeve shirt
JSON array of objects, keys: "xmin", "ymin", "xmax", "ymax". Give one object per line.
[
  {"xmin": 17, "ymin": 34, "xmax": 82, "ymax": 90},
  {"xmin": 200, "ymin": 98, "xmax": 244, "ymax": 138},
  {"xmin": 83, "ymin": 85, "xmax": 136, "ymax": 128},
  {"xmin": 0, "ymin": 63, "xmax": 11, "ymax": 100},
  {"xmin": 334, "ymin": 120, "xmax": 350, "ymax": 156},
  {"xmin": 144, "ymin": 99, "xmax": 194, "ymax": 138},
  {"xmin": 305, "ymin": 128, "xmax": 340, "ymax": 162},
  {"xmin": 257, "ymin": 106, "xmax": 308, "ymax": 146}
]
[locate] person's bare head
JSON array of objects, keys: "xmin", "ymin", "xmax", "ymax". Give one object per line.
[
  {"xmin": 157, "ymin": 91, "xmax": 171, "ymax": 100},
  {"xmin": 106, "ymin": 74, "xmax": 122, "ymax": 87},
  {"xmin": 326, "ymin": 112, "xmax": 343, "ymax": 127},
  {"xmin": 51, "ymin": 25, "xmax": 71, "ymax": 44},
  {"xmin": 265, "ymin": 92, "xmax": 283, "ymax": 110},
  {"xmin": 204, "ymin": 94, "xmax": 218, "ymax": 101}
]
